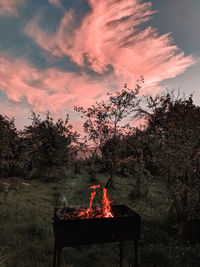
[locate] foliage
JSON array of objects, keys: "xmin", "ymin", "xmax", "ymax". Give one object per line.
[
  {"xmin": 112, "ymin": 129, "xmax": 151, "ymax": 201},
  {"xmin": 0, "ymin": 114, "xmax": 19, "ymax": 178},
  {"xmin": 75, "ymin": 79, "xmax": 143, "ymax": 187},
  {"xmin": 2, "ymin": 84, "xmax": 200, "ymax": 243},
  {"xmin": 21, "ymin": 112, "xmax": 78, "ymax": 181},
  {"xmin": 137, "ymin": 91, "xmax": 200, "ymax": 239},
  {"xmin": 68, "ymin": 140, "xmax": 88, "ymax": 175}
]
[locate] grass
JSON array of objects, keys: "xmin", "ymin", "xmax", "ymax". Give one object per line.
[{"xmin": 0, "ymin": 171, "xmax": 200, "ymax": 266}]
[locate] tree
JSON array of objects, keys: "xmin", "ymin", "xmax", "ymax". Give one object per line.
[
  {"xmin": 75, "ymin": 79, "xmax": 143, "ymax": 187},
  {"xmin": 68, "ymin": 140, "xmax": 88, "ymax": 175},
  {"xmin": 137, "ymin": 91, "xmax": 200, "ymax": 240},
  {"xmin": 117, "ymin": 129, "xmax": 151, "ymax": 200},
  {"xmin": 0, "ymin": 114, "xmax": 18, "ymax": 178},
  {"xmin": 21, "ymin": 112, "xmax": 78, "ymax": 181}
]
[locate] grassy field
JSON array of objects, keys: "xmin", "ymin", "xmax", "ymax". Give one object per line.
[{"xmin": 0, "ymin": 171, "xmax": 200, "ymax": 267}]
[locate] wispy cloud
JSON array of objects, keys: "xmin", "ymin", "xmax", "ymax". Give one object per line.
[
  {"xmin": 0, "ymin": 0, "xmax": 24, "ymax": 16},
  {"xmin": 48, "ymin": 0, "xmax": 62, "ymax": 9},
  {"xmin": 0, "ymin": 0, "xmax": 196, "ymax": 129},
  {"xmin": 0, "ymin": 54, "xmax": 113, "ymax": 114},
  {"xmin": 25, "ymin": 0, "xmax": 195, "ymax": 88}
]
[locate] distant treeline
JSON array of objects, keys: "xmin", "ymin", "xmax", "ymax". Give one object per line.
[{"xmin": 1, "ymin": 83, "xmax": 200, "ymax": 240}]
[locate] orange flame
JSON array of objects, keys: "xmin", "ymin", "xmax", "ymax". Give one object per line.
[
  {"xmin": 89, "ymin": 184, "xmax": 100, "ymax": 190},
  {"xmin": 102, "ymin": 187, "xmax": 113, "ymax": 218},
  {"xmin": 77, "ymin": 185, "xmax": 113, "ymax": 219},
  {"xmin": 78, "ymin": 191, "xmax": 96, "ymax": 218}
]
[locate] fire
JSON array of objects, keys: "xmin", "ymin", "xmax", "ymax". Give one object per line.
[
  {"xmin": 78, "ymin": 191, "xmax": 96, "ymax": 218},
  {"xmin": 102, "ymin": 187, "xmax": 113, "ymax": 218},
  {"xmin": 89, "ymin": 184, "xmax": 101, "ymax": 190},
  {"xmin": 78, "ymin": 185, "xmax": 113, "ymax": 219}
]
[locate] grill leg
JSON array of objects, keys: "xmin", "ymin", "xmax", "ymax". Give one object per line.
[
  {"xmin": 53, "ymin": 243, "xmax": 57, "ymax": 267},
  {"xmin": 57, "ymin": 247, "xmax": 62, "ymax": 267},
  {"xmin": 119, "ymin": 242, "xmax": 123, "ymax": 267},
  {"xmin": 134, "ymin": 240, "xmax": 138, "ymax": 267}
]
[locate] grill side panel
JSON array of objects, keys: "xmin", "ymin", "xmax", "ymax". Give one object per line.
[{"xmin": 53, "ymin": 205, "xmax": 141, "ymax": 247}]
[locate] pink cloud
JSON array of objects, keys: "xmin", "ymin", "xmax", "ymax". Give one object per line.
[
  {"xmin": 25, "ymin": 10, "xmax": 75, "ymax": 58},
  {"xmin": 25, "ymin": 0, "xmax": 195, "ymax": 89},
  {"xmin": 0, "ymin": 0, "xmax": 197, "ymax": 130},
  {"xmin": 0, "ymin": 54, "xmax": 118, "ymax": 130},
  {"xmin": 0, "ymin": 98, "xmax": 30, "ymax": 129},
  {"xmin": 48, "ymin": 0, "xmax": 62, "ymax": 9},
  {"xmin": 0, "ymin": 0, "xmax": 24, "ymax": 16},
  {"xmin": 0, "ymin": 55, "xmax": 113, "ymax": 115}
]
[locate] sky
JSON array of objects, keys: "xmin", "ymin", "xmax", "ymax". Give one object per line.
[{"xmin": 0, "ymin": 0, "xmax": 199, "ymax": 130}]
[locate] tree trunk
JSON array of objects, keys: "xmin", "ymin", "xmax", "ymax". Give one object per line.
[
  {"xmin": 105, "ymin": 133, "xmax": 116, "ymax": 188},
  {"xmin": 74, "ymin": 161, "xmax": 80, "ymax": 174},
  {"xmin": 88, "ymin": 148, "xmax": 98, "ymax": 182},
  {"xmin": 105, "ymin": 163, "xmax": 115, "ymax": 188}
]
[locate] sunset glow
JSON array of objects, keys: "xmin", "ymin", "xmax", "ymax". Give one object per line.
[{"xmin": 0, "ymin": 0, "xmax": 199, "ymax": 129}]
